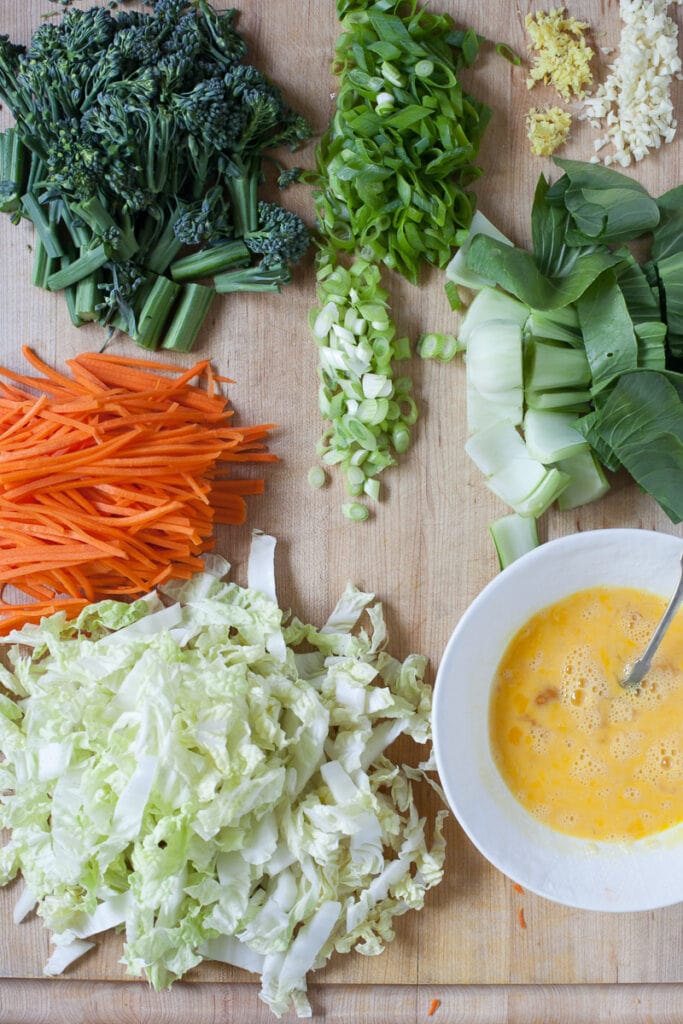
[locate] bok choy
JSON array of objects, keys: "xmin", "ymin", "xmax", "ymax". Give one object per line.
[{"xmin": 451, "ymin": 157, "xmax": 683, "ymax": 556}]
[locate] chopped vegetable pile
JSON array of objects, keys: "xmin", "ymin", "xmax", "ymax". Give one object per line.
[
  {"xmin": 0, "ymin": 535, "xmax": 445, "ymax": 1017},
  {"xmin": 525, "ymin": 8, "xmax": 594, "ymax": 102},
  {"xmin": 310, "ymin": 254, "xmax": 416, "ymax": 505},
  {"xmin": 579, "ymin": 0, "xmax": 683, "ymax": 167},
  {"xmin": 307, "ymin": 0, "xmax": 493, "ymax": 518},
  {"xmin": 0, "ymin": 349, "xmax": 275, "ymax": 629},
  {"xmin": 447, "ymin": 157, "xmax": 683, "ymax": 561},
  {"xmin": 0, "ymin": 0, "xmax": 311, "ymax": 352},
  {"xmin": 313, "ymin": 0, "xmax": 491, "ymax": 284}
]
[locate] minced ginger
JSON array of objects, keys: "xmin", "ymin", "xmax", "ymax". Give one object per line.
[
  {"xmin": 526, "ymin": 106, "xmax": 572, "ymax": 156},
  {"xmin": 526, "ymin": 7, "xmax": 595, "ymax": 101},
  {"xmin": 524, "ymin": 8, "xmax": 594, "ymax": 156}
]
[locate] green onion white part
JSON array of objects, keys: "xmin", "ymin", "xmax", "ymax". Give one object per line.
[{"xmin": 310, "ymin": 255, "xmax": 417, "ymax": 514}]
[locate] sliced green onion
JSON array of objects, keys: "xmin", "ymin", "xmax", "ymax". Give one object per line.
[
  {"xmin": 437, "ymin": 335, "xmax": 462, "ymax": 362},
  {"xmin": 310, "ymin": 253, "xmax": 416, "ymax": 502},
  {"xmin": 342, "ymin": 501, "xmax": 370, "ymax": 522},
  {"xmin": 444, "ymin": 280, "xmax": 463, "ymax": 311},
  {"xmin": 495, "ymin": 42, "xmax": 522, "ymax": 65},
  {"xmin": 357, "ymin": 397, "xmax": 389, "ymax": 425},
  {"xmin": 391, "ymin": 423, "xmax": 410, "ymax": 453},
  {"xmin": 417, "ymin": 333, "xmax": 442, "ymax": 359},
  {"xmin": 308, "ymin": 466, "xmax": 327, "ymax": 488},
  {"xmin": 364, "ymin": 477, "xmax": 380, "ymax": 501}
]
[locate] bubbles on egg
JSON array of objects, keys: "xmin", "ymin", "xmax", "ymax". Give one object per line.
[
  {"xmin": 619, "ymin": 606, "xmax": 658, "ymax": 649},
  {"xmin": 609, "ymin": 730, "xmax": 642, "ymax": 761},
  {"xmin": 529, "ymin": 723, "xmax": 549, "ymax": 755},
  {"xmin": 635, "ymin": 736, "xmax": 683, "ymax": 787},
  {"xmin": 560, "ymin": 646, "xmax": 610, "ymax": 734},
  {"xmin": 490, "ymin": 585, "xmax": 683, "ymax": 843},
  {"xmin": 569, "ymin": 746, "xmax": 607, "ymax": 782}
]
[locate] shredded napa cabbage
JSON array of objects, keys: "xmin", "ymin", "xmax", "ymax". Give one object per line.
[{"xmin": 0, "ymin": 532, "xmax": 446, "ymax": 1017}]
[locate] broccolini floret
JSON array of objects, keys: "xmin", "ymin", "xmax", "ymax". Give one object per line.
[
  {"xmin": 0, "ymin": 1, "xmax": 312, "ymax": 352},
  {"xmin": 245, "ymin": 201, "xmax": 311, "ymax": 269}
]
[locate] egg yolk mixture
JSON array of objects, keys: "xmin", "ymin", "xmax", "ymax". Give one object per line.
[{"xmin": 489, "ymin": 586, "xmax": 683, "ymax": 842}]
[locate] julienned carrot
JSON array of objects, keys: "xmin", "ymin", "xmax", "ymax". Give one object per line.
[{"xmin": 0, "ymin": 348, "xmax": 277, "ymax": 631}]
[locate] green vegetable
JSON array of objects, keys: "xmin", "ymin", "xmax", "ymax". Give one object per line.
[
  {"xmin": 547, "ymin": 159, "xmax": 661, "ymax": 247},
  {"xmin": 342, "ymin": 501, "xmax": 370, "ymax": 521},
  {"xmin": 577, "ymin": 371, "xmax": 683, "ymax": 522},
  {"xmin": 417, "ymin": 332, "xmax": 462, "ymax": 362},
  {"xmin": 575, "ymin": 271, "xmax": 638, "ymax": 393},
  {"xmin": 307, "ymin": 466, "xmax": 327, "ymax": 488},
  {"xmin": 457, "ymin": 286, "xmax": 529, "ymax": 348},
  {"xmin": 555, "ymin": 449, "xmax": 610, "ymax": 511},
  {"xmin": 444, "ymin": 209, "xmax": 513, "ymax": 293},
  {"xmin": 312, "ymin": 0, "xmax": 492, "ymax": 285},
  {"xmin": 465, "ymin": 320, "xmax": 523, "ymax": 422},
  {"xmin": 522, "ymin": 409, "xmax": 588, "ymax": 464},
  {"xmin": 310, "ymin": 253, "xmax": 417, "ymax": 513},
  {"xmin": 0, "ymin": 1, "xmax": 311, "ymax": 351},
  {"xmin": 489, "ymin": 513, "xmax": 539, "ymax": 569},
  {"xmin": 457, "ymin": 157, "xmax": 683, "ymax": 528},
  {"xmin": 466, "ymin": 232, "xmax": 622, "ymax": 312},
  {"xmin": 0, "ymin": 536, "xmax": 445, "ymax": 1017},
  {"xmin": 465, "ymin": 419, "xmax": 570, "ymax": 517}
]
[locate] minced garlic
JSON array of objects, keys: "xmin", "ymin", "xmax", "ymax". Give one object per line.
[
  {"xmin": 579, "ymin": 0, "xmax": 683, "ymax": 167},
  {"xmin": 526, "ymin": 106, "xmax": 573, "ymax": 156},
  {"xmin": 526, "ymin": 8, "xmax": 595, "ymax": 101}
]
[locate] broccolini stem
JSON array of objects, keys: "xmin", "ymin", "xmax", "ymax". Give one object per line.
[
  {"xmin": 225, "ymin": 168, "xmax": 260, "ymax": 236},
  {"xmin": 214, "ymin": 262, "xmax": 292, "ymax": 294},
  {"xmin": 58, "ymin": 254, "xmax": 83, "ymax": 327},
  {"xmin": 170, "ymin": 239, "xmax": 251, "ymax": 282},
  {"xmin": 47, "ymin": 244, "xmax": 109, "ymax": 291},
  {"xmin": 30, "ymin": 236, "xmax": 57, "ymax": 291},
  {"xmin": 21, "ymin": 193, "xmax": 65, "ymax": 259},
  {"xmin": 74, "ymin": 271, "xmax": 101, "ymax": 323},
  {"xmin": 133, "ymin": 275, "xmax": 181, "ymax": 351},
  {"xmin": 144, "ymin": 218, "xmax": 185, "ymax": 276},
  {"xmin": 161, "ymin": 283, "xmax": 215, "ymax": 352},
  {"xmin": 70, "ymin": 198, "xmax": 138, "ymax": 260},
  {"xmin": 0, "ymin": 128, "xmax": 27, "ymax": 215}
]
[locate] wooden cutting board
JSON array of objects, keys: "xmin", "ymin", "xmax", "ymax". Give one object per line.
[{"xmin": 1, "ymin": 0, "xmax": 683, "ymax": 1004}]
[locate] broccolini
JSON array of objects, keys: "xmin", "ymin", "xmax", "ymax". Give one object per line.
[{"xmin": 0, "ymin": 0, "xmax": 311, "ymax": 351}]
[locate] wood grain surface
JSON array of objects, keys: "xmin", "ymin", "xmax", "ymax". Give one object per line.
[{"xmin": 1, "ymin": 0, "xmax": 683, "ymax": 1020}]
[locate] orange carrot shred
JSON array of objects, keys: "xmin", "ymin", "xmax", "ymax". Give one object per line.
[
  {"xmin": 513, "ymin": 883, "xmax": 524, "ymax": 894},
  {"xmin": 518, "ymin": 907, "xmax": 527, "ymax": 929},
  {"xmin": 0, "ymin": 349, "xmax": 276, "ymax": 631},
  {"xmin": 428, "ymin": 998, "xmax": 441, "ymax": 1016}
]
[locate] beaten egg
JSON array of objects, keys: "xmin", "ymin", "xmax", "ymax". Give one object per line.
[{"xmin": 489, "ymin": 585, "xmax": 683, "ymax": 842}]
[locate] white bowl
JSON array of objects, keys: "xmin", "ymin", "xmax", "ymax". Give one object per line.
[{"xmin": 432, "ymin": 528, "xmax": 683, "ymax": 912}]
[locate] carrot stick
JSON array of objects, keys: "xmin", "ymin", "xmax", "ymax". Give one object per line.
[{"xmin": 0, "ymin": 349, "xmax": 276, "ymax": 631}]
